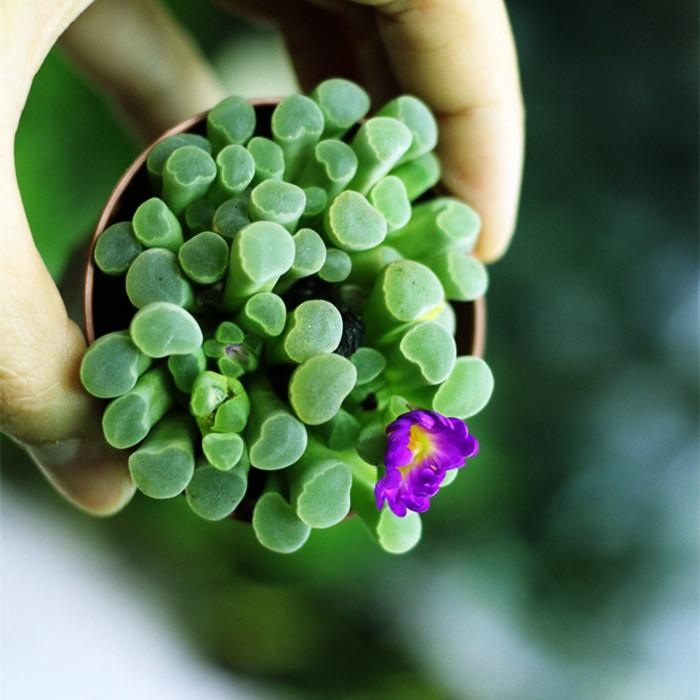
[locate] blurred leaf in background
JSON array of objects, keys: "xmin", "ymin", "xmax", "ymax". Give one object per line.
[{"xmin": 14, "ymin": 51, "xmax": 140, "ymax": 279}]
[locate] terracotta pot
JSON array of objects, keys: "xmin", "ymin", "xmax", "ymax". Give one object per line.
[
  {"xmin": 82, "ymin": 99, "xmax": 486, "ymax": 523},
  {"xmin": 83, "ymin": 99, "xmax": 486, "ymax": 356}
]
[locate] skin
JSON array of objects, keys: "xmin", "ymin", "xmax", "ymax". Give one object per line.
[{"xmin": 0, "ymin": 0, "xmax": 523, "ymax": 515}]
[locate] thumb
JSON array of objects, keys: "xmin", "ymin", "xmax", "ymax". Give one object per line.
[
  {"xmin": 23, "ymin": 440, "xmax": 135, "ymax": 517},
  {"xmin": 0, "ymin": 171, "xmax": 135, "ymax": 515},
  {"xmin": 1, "ymin": 0, "xmax": 134, "ymax": 514}
]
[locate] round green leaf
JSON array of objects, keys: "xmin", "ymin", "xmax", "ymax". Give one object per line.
[
  {"xmin": 252, "ymin": 491, "xmax": 311, "ymax": 554},
  {"xmin": 186, "ymin": 465, "xmax": 248, "ymax": 520},
  {"xmin": 289, "ymin": 354, "xmax": 357, "ymax": 425},
  {"xmin": 130, "ymin": 302, "xmax": 203, "ymax": 358},
  {"xmin": 432, "ymin": 356, "xmax": 494, "ymax": 418}
]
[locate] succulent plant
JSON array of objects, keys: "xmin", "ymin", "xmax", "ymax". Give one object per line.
[{"xmin": 82, "ymin": 78, "xmax": 493, "ymax": 554}]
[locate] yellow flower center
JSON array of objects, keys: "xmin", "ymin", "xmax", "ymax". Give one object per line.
[{"xmin": 398, "ymin": 424, "xmax": 434, "ymax": 478}]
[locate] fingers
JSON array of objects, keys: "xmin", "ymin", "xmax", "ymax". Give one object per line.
[
  {"xmin": 0, "ymin": 196, "xmax": 95, "ymax": 447},
  {"xmin": 59, "ymin": 0, "xmax": 227, "ymax": 141},
  {"xmin": 355, "ymin": 0, "xmax": 525, "ymax": 262},
  {"xmin": 221, "ymin": 0, "xmax": 524, "ymax": 261},
  {"xmin": 24, "ymin": 439, "xmax": 135, "ymax": 516},
  {"xmin": 273, "ymin": 2, "xmax": 399, "ymax": 103},
  {"xmin": 220, "ymin": 0, "xmax": 399, "ymax": 106},
  {"xmin": 1, "ymin": 153, "xmax": 135, "ymax": 515},
  {"xmin": 433, "ymin": 102, "xmax": 524, "ymax": 262},
  {"xmin": 0, "ymin": 0, "xmax": 95, "ymax": 125},
  {"xmin": 1, "ymin": 0, "xmax": 134, "ymax": 513}
]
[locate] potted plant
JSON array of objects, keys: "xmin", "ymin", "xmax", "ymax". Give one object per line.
[{"xmin": 80, "ymin": 78, "xmax": 493, "ymax": 554}]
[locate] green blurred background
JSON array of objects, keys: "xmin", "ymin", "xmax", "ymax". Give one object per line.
[{"xmin": 3, "ymin": 1, "xmax": 697, "ymax": 698}]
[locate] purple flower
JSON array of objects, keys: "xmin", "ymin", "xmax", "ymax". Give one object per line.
[{"xmin": 375, "ymin": 410, "xmax": 478, "ymax": 517}]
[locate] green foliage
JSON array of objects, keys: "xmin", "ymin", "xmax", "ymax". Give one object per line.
[
  {"xmin": 212, "ymin": 391, "xmax": 251, "ymax": 433},
  {"xmin": 190, "ymin": 370, "xmax": 229, "ymax": 418},
  {"xmin": 310, "ymin": 78, "xmax": 370, "ymax": 139},
  {"xmin": 84, "ymin": 80, "xmax": 493, "ymax": 553},
  {"xmin": 102, "ymin": 366, "xmax": 174, "ymax": 449},
  {"xmin": 318, "ymin": 248, "xmax": 352, "ymax": 282},
  {"xmin": 428, "ymin": 356, "xmax": 494, "ymax": 418},
  {"xmin": 368, "ymin": 176, "xmax": 411, "ymax": 232},
  {"xmin": 214, "ymin": 321, "xmax": 245, "ymax": 344},
  {"xmin": 382, "ymin": 395, "xmax": 411, "ymax": 426},
  {"xmin": 377, "ymin": 95, "xmax": 438, "ymax": 164},
  {"xmin": 354, "ymin": 420, "xmax": 387, "ymax": 467},
  {"xmin": 209, "ymin": 144, "xmax": 255, "ymax": 203},
  {"xmin": 297, "ymin": 139, "xmax": 358, "ymax": 196},
  {"xmin": 126, "ymin": 248, "xmax": 194, "ymax": 309},
  {"xmin": 350, "ymin": 347, "xmax": 386, "ymax": 385},
  {"xmin": 362, "ymin": 260, "xmax": 444, "ymax": 342},
  {"xmin": 346, "ymin": 245, "xmax": 402, "ymax": 288},
  {"xmin": 202, "ymin": 431, "xmax": 245, "ymax": 471},
  {"xmin": 206, "ymin": 95, "xmax": 256, "ymax": 153},
  {"xmin": 270, "ymin": 299, "xmax": 343, "ymax": 364},
  {"xmin": 288, "ymin": 354, "xmax": 357, "ymax": 425},
  {"xmin": 389, "ymin": 197, "xmax": 481, "ymax": 258},
  {"xmin": 245, "ymin": 377, "xmax": 308, "ymax": 471},
  {"xmin": 247, "ymin": 136, "xmax": 285, "ymax": 183},
  {"xmin": 130, "ymin": 302, "xmax": 203, "ymax": 358},
  {"xmin": 162, "ymin": 145, "xmax": 217, "ymax": 216},
  {"xmin": 128, "ymin": 411, "xmax": 195, "ymax": 498},
  {"xmin": 206, "ymin": 332, "xmax": 262, "ymax": 378},
  {"xmin": 431, "ymin": 300, "xmax": 457, "ymax": 335},
  {"xmin": 94, "ymin": 221, "xmax": 142, "ymax": 276},
  {"xmin": 348, "ymin": 117, "xmax": 412, "ymax": 194},
  {"xmin": 235, "ymin": 292, "xmax": 287, "ymax": 338},
  {"xmin": 252, "ymin": 487, "xmax": 311, "ymax": 554},
  {"xmin": 178, "ymin": 231, "xmax": 229, "ymax": 285},
  {"xmin": 389, "ymin": 151, "xmax": 441, "ymax": 201},
  {"xmin": 212, "ymin": 197, "xmax": 249, "ymax": 239},
  {"xmin": 248, "ymin": 179, "xmax": 306, "ymax": 231},
  {"xmin": 425, "ymin": 251, "xmax": 489, "ymax": 302},
  {"xmin": 80, "ymin": 330, "xmax": 152, "ymax": 399},
  {"xmin": 276, "ymin": 228, "xmax": 326, "ymax": 289},
  {"xmin": 186, "ymin": 459, "xmax": 249, "ymax": 520},
  {"xmin": 184, "ymin": 198, "xmax": 216, "ymax": 235},
  {"xmin": 167, "ymin": 348, "xmax": 207, "ymax": 393},
  {"xmin": 132, "ymin": 197, "xmax": 183, "ymax": 252},
  {"xmin": 146, "ymin": 132, "xmax": 212, "ymax": 190},
  {"xmin": 386, "ymin": 320, "xmax": 457, "ymax": 386},
  {"xmin": 324, "ymin": 190, "xmax": 387, "ymax": 251},
  {"xmin": 313, "ymin": 409, "xmax": 361, "ymax": 452},
  {"xmin": 271, "ymin": 95, "xmax": 324, "ymax": 180},
  {"xmin": 287, "ymin": 440, "xmax": 352, "ymax": 528},
  {"xmin": 350, "ymin": 472, "xmax": 422, "ymax": 554},
  {"xmin": 222, "ymin": 221, "xmax": 295, "ymax": 311},
  {"xmin": 299, "ymin": 186, "xmax": 327, "ymax": 226}
]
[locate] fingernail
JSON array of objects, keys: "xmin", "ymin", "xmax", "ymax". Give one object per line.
[{"xmin": 24, "ymin": 439, "xmax": 135, "ymax": 516}]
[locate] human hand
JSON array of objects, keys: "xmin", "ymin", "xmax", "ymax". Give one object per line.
[
  {"xmin": 0, "ymin": 0, "xmax": 226, "ymax": 514},
  {"xmin": 61, "ymin": 0, "xmax": 524, "ymax": 259},
  {"xmin": 0, "ymin": 0, "xmax": 523, "ymax": 514},
  {"xmin": 220, "ymin": 0, "xmax": 525, "ymax": 263}
]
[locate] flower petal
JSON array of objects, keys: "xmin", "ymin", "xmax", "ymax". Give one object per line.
[{"xmin": 376, "ymin": 409, "xmax": 479, "ymax": 516}]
